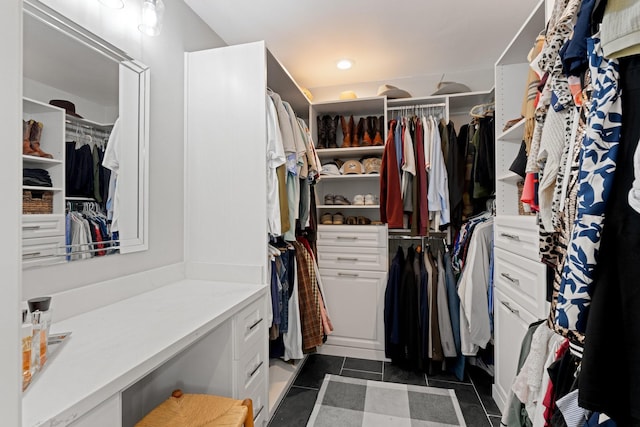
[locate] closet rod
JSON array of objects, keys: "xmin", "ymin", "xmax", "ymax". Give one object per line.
[{"xmin": 387, "ymin": 102, "xmax": 446, "ymax": 112}]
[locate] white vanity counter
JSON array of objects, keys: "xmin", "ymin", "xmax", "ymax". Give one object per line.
[{"xmin": 22, "ymin": 279, "xmax": 267, "ymax": 427}]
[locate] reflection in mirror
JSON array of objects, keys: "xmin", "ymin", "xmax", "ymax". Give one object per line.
[{"xmin": 22, "ymin": 0, "xmax": 150, "ymax": 269}]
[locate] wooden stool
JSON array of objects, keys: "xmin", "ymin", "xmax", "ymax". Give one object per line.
[{"xmin": 135, "ymin": 389, "xmax": 254, "ymax": 427}]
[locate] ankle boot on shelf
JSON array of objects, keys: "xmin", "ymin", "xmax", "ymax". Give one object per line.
[
  {"xmin": 361, "ymin": 116, "xmax": 373, "ymax": 146},
  {"xmin": 316, "ymin": 115, "xmax": 327, "ymax": 149},
  {"xmin": 29, "ymin": 120, "xmax": 53, "ymax": 159},
  {"xmin": 22, "ymin": 120, "xmax": 37, "ymax": 156},
  {"xmin": 326, "ymin": 115, "xmax": 339, "ymax": 148},
  {"xmin": 340, "ymin": 115, "xmax": 354, "ymax": 148},
  {"xmin": 373, "ymin": 116, "xmax": 385, "ymax": 146}
]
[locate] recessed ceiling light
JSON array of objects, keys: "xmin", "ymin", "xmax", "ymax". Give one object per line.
[{"xmin": 337, "ymin": 59, "xmax": 353, "ymax": 70}]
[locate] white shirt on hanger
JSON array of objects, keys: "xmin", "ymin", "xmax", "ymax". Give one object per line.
[{"xmin": 266, "ymin": 96, "xmax": 286, "ymax": 237}]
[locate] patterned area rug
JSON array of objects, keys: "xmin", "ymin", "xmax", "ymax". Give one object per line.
[{"xmin": 307, "ymin": 374, "xmax": 467, "ymax": 427}]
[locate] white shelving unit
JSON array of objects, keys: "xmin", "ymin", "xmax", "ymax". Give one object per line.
[
  {"xmin": 492, "ymin": 0, "xmax": 548, "ymax": 413},
  {"xmin": 22, "ymin": 98, "xmax": 66, "ymax": 268}
]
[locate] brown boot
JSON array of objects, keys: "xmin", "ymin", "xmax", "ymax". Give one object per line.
[
  {"xmin": 354, "ymin": 118, "xmax": 364, "ymax": 147},
  {"xmin": 326, "ymin": 115, "xmax": 338, "ymax": 148},
  {"xmin": 316, "ymin": 115, "xmax": 327, "ymax": 149},
  {"xmin": 29, "ymin": 120, "xmax": 53, "ymax": 159},
  {"xmin": 361, "ymin": 117, "xmax": 373, "ymax": 146},
  {"xmin": 372, "ymin": 116, "xmax": 385, "ymax": 146},
  {"xmin": 340, "ymin": 115, "xmax": 353, "ymax": 148},
  {"xmin": 23, "ymin": 120, "xmax": 37, "ymax": 156}
]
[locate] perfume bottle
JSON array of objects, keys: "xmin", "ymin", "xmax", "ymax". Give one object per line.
[
  {"xmin": 21, "ymin": 309, "xmax": 32, "ymax": 391},
  {"xmin": 28, "ymin": 296, "xmax": 52, "ymax": 370}
]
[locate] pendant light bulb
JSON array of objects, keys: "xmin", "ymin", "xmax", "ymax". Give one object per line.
[
  {"xmin": 138, "ymin": 0, "xmax": 165, "ymax": 36},
  {"xmin": 98, "ymin": 0, "xmax": 125, "ymax": 8}
]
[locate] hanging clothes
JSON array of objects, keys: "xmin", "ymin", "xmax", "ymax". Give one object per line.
[{"xmin": 380, "ymin": 120, "xmax": 404, "ymax": 228}]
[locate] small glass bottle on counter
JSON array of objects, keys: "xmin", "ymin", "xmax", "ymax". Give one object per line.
[
  {"xmin": 21, "ymin": 309, "xmax": 32, "ymax": 391},
  {"xmin": 28, "ymin": 296, "xmax": 52, "ymax": 370}
]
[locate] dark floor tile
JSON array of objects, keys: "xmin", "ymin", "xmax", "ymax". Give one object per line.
[
  {"xmin": 268, "ymin": 386, "xmax": 318, "ymax": 427},
  {"xmin": 343, "ymin": 357, "xmax": 383, "ymax": 373},
  {"xmin": 429, "ymin": 380, "xmax": 490, "ymax": 427},
  {"xmin": 340, "ymin": 368, "xmax": 383, "ymax": 381},
  {"xmin": 293, "ymin": 354, "xmax": 344, "ymax": 389},
  {"xmin": 468, "ymin": 366, "xmax": 501, "ymax": 416},
  {"xmin": 489, "ymin": 415, "xmax": 502, "ymax": 426},
  {"xmin": 427, "ymin": 365, "xmax": 470, "ymax": 384},
  {"xmin": 383, "ymin": 362, "xmax": 427, "ymax": 386}
]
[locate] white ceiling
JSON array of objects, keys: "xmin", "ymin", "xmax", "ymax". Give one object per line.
[{"xmin": 185, "ymin": 0, "xmax": 540, "ymax": 92}]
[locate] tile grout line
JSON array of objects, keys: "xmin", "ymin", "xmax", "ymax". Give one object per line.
[
  {"xmin": 429, "ymin": 377, "xmax": 472, "ymax": 386},
  {"xmin": 339, "ymin": 356, "xmax": 346, "ymax": 376},
  {"xmin": 341, "ymin": 367, "xmax": 384, "ymax": 375},
  {"xmin": 290, "ymin": 384, "xmax": 320, "ymax": 391},
  {"xmin": 381, "ymin": 360, "xmax": 385, "ymax": 381},
  {"xmin": 469, "ymin": 375, "xmax": 493, "ymax": 426},
  {"xmin": 425, "ymin": 371, "xmax": 429, "ymax": 386}
]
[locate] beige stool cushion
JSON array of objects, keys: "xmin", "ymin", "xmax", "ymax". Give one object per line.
[{"xmin": 136, "ymin": 390, "xmax": 253, "ymax": 427}]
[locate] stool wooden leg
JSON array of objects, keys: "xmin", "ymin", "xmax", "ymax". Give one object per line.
[{"xmin": 241, "ymin": 399, "xmax": 254, "ymax": 427}]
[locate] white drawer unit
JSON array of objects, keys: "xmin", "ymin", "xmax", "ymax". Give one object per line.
[
  {"xmin": 246, "ymin": 376, "xmax": 267, "ymax": 425},
  {"xmin": 22, "ymin": 235, "xmax": 64, "ymax": 268},
  {"xmin": 236, "ymin": 339, "xmax": 266, "ymax": 397},
  {"xmin": 233, "ymin": 297, "xmax": 266, "ymax": 359},
  {"xmin": 319, "ymin": 268, "xmax": 386, "ymax": 351},
  {"xmin": 493, "ymin": 288, "xmax": 537, "ymax": 412},
  {"xmin": 316, "ymin": 245, "xmax": 387, "ymax": 272},
  {"xmin": 494, "ymin": 215, "xmax": 540, "ymax": 262},
  {"xmin": 22, "ymin": 214, "xmax": 65, "ymax": 239},
  {"xmin": 317, "ymin": 224, "xmax": 387, "ymax": 248},
  {"xmin": 494, "ymin": 247, "xmax": 547, "ymax": 319}
]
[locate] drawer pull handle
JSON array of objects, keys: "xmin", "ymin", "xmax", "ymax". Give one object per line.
[
  {"xmin": 501, "ymin": 301, "xmax": 520, "ymax": 317},
  {"xmin": 336, "ymin": 236, "xmax": 358, "ymax": 240},
  {"xmin": 22, "ymin": 225, "xmax": 41, "ymax": 230},
  {"xmin": 249, "ymin": 361, "xmax": 264, "ymax": 378},
  {"xmin": 500, "ymin": 232, "xmax": 521, "ymax": 241},
  {"xmin": 337, "ymin": 257, "xmax": 359, "ymax": 262},
  {"xmin": 248, "ymin": 318, "xmax": 263, "ymax": 331},
  {"xmin": 501, "ymin": 273, "xmax": 520, "ymax": 286},
  {"xmin": 337, "ymin": 272, "xmax": 359, "ymax": 278},
  {"xmin": 254, "ymin": 405, "xmax": 264, "ymax": 420},
  {"xmin": 23, "ymin": 252, "xmax": 41, "ymax": 258}
]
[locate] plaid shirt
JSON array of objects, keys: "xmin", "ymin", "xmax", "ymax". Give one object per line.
[{"xmin": 292, "ymin": 241, "xmax": 323, "ymax": 351}]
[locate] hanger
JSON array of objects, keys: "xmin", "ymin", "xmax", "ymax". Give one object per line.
[{"xmin": 469, "ymin": 102, "xmax": 495, "ymax": 118}]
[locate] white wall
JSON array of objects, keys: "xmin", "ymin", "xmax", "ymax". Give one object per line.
[
  {"xmin": 0, "ymin": 1, "xmax": 24, "ymax": 424},
  {"xmin": 22, "ymin": 0, "xmax": 227, "ymax": 301},
  {"xmin": 308, "ymin": 66, "xmax": 495, "ymax": 103},
  {"xmin": 23, "ymin": 77, "xmax": 118, "ymax": 124}
]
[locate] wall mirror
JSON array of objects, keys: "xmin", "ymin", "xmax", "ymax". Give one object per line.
[{"xmin": 22, "ymin": 0, "xmax": 149, "ymax": 268}]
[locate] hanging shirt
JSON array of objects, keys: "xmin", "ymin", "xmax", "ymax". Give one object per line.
[
  {"xmin": 266, "ymin": 96, "xmax": 286, "ymax": 237},
  {"xmin": 102, "ymin": 118, "xmax": 121, "ymax": 233},
  {"xmin": 427, "ymin": 116, "xmax": 451, "ymax": 227},
  {"xmin": 458, "ymin": 218, "xmax": 493, "ymax": 355}
]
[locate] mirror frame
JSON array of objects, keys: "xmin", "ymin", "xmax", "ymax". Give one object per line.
[{"xmin": 24, "ymin": 0, "xmax": 150, "ymax": 255}]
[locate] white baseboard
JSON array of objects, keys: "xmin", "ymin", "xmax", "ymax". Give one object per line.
[{"xmin": 316, "ymin": 344, "xmax": 389, "ymax": 362}]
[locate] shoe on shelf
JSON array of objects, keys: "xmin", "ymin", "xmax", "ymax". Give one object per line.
[
  {"xmin": 23, "ymin": 120, "xmax": 37, "ymax": 156},
  {"xmin": 353, "ymin": 194, "xmax": 365, "ymax": 205},
  {"xmin": 324, "ymin": 194, "xmax": 335, "ymax": 205},
  {"xmin": 316, "ymin": 115, "xmax": 327, "ymax": 149},
  {"xmin": 332, "ymin": 212, "xmax": 344, "ymax": 225},
  {"xmin": 357, "ymin": 216, "xmax": 372, "ymax": 225},
  {"xmin": 321, "ymin": 212, "xmax": 334, "ymax": 225},
  {"xmin": 364, "ymin": 194, "xmax": 376, "ymax": 205},
  {"xmin": 29, "ymin": 120, "xmax": 53, "ymax": 159},
  {"xmin": 333, "ymin": 195, "xmax": 351, "ymax": 205},
  {"xmin": 346, "ymin": 216, "xmax": 357, "ymax": 225},
  {"xmin": 326, "ymin": 115, "xmax": 339, "ymax": 148}
]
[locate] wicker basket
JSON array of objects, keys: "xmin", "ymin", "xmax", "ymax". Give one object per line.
[{"xmin": 23, "ymin": 190, "xmax": 53, "ymax": 214}]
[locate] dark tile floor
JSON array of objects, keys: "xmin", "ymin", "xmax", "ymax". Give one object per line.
[{"xmin": 268, "ymin": 354, "xmax": 501, "ymax": 426}]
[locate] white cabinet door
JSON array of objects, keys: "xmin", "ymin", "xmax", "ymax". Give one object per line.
[
  {"xmin": 493, "ymin": 289, "xmax": 537, "ymax": 412},
  {"xmin": 319, "ymin": 268, "xmax": 386, "ymax": 351},
  {"xmin": 69, "ymin": 394, "xmax": 121, "ymax": 427}
]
